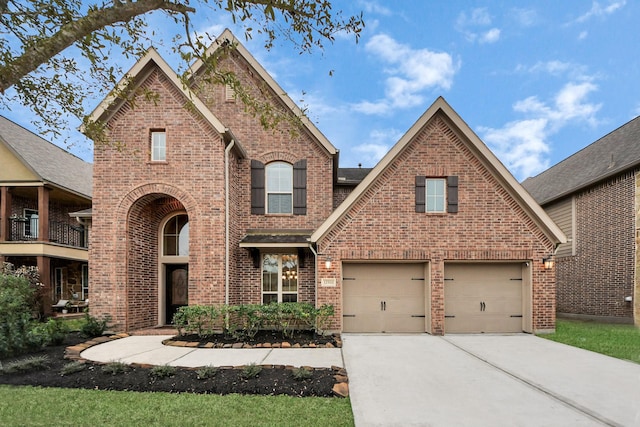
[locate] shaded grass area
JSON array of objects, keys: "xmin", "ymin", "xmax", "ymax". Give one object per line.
[
  {"xmin": 0, "ymin": 385, "xmax": 354, "ymax": 427},
  {"xmin": 540, "ymin": 319, "xmax": 640, "ymax": 363}
]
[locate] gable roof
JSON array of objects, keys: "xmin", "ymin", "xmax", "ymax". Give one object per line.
[
  {"xmin": 189, "ymin": 29, "xmax": 337, "ymax": 157},
  {"xmin": 85, "ymin": 47, "xmax": 246, "ymax": 158},
  {"xmin": 521, "ymin": 115, "xmax": 640, "ymax": 205},
  {"xmin": 0, "ymin": 116, "xmax": 93, "ymax": 198},
  {"xmin": 311, "ymin": 97, "xmax": 566, "ymax": 245},
  {"xmin": 337, "ymin": 167, "xmax": 372, "ymax": 185}
]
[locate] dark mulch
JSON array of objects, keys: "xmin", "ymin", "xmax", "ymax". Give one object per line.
[
  {"xmin": 0, "ymin": 332, "xmax": 340, "ymax": 397},
  {"xmin": 167, "ymin": 329, "xmax": 341, "ymax": 348}
]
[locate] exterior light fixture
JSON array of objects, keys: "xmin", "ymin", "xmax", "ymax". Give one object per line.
[
  {"xmin": 542, "ymin": 255, "xmax": 554, "ymax": 270},
  {"xmin": 325, "ymin": 257, "xmax": 332, "ymax": 269}
]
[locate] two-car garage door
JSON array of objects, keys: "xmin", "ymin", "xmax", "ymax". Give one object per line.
[{"xmin": 342, "ymin": 262, "xmax": 525, "ymax": 334}]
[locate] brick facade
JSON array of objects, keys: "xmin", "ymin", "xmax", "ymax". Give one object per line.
[{"xmin": 555, "ymin": 171, "xmax": 635, "ymax": 321}]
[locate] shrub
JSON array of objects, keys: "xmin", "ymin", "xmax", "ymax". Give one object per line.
[
  {"xmin": 1, "ymin": 355, "xmax": 49, "ymax": 374},
  {"xmin": 195, "ymin": 365, "xmax": 218, "ymax": 380},
  {"xmin": 241, "ymin": 363, "xmax": 262, "ymax": 379},
  {"xmin": 101, "ymin": 361, "xmax": 129, "ymax": 375},
  {"xmin": 33, "ymin": 318, "xmax": 70, "ymax": 346},
  {"xmin": 60, "ymin": 361, "xmax": 86, "ymax": 376},
  {"xmin": 150, "ymin": 365, "xmax": 177, "ymax": 379},
  {"xmin": 291, "ymin": 367, "xmax": 313, "ymax": 381},
  {"xmin": 80, "ymin": 313, "xmax": 111, "ymax": 338}
]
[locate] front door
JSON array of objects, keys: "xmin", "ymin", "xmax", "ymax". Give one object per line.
[{"xmin": 166, "ymin": 264, "xmax": 188, "ymax": 324}]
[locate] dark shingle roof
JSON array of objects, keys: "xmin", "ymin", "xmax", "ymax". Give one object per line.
[
  {"xmin": 0, "ymin": 116, "xmax": 92, "ymax": 198},
  {"xmin": 337, "ymin": 167, "xmax": 372, "ymax": 185},
  {"xmin": 521, "ymin": 116, "xmax": 640, "ymax": 205}
]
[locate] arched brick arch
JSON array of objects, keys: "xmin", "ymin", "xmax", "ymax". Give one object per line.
[
  {"xmin": 258, "ymin": 151, "xmax": 300, "ymax": 165},
  {"xmin": 111, "ymin": 183, "xmax": 200, "ymax": 330}
]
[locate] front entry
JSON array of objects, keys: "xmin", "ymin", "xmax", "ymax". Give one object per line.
[{"xmin": 166, "ymin": 264, "xmax": 188, "ymax": 324}]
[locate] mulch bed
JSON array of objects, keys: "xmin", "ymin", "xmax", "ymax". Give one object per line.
[{"xmin": 0, "ymin": 332, "xmax": 347, "ymax": 397}]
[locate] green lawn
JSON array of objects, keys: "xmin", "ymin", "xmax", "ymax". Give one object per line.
[
  {"xmin": 540, "ymin": 319, "xmax": 640, "ymax": 363},
  {"xmin": 0, "ymin": 386, "xmax": 354, "ymax": 427}
]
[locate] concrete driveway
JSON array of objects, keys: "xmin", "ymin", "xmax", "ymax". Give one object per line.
[{"xmin": 342, "ymin": 334, "xmax": 640, "ymax": 427}]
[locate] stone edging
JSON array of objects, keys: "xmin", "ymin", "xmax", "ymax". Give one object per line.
[{"xmin": 64, "ymin": 333, "xmax": 349, "ymax": 397}]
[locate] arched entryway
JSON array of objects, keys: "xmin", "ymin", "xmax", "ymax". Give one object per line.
[{"xmin": 126, "ymin": 195, "xmax": 188, "ymax": 330}]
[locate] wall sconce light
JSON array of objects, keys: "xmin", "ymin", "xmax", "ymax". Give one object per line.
[
  {"xmin": 325, "ymin": 257, "xmax": 332, "ymax": 269},
  {"xmin": 542, "ymin": 255, "xmax": 554, "ymax": 270}
]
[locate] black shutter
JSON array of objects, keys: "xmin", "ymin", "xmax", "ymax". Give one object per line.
[
  {"xmin": 415, "ymin": 176, "xmax": 425, "ymax": 213},
  {"xmin": 447, "ymin": 176, "xmax": 458, "ymax": 213},
  {"xmin": 293, "ymin": 159, "xmax": 307, "ymax": 215},
  {"xmin": 251, "ymin": 160, "xmax": 265, "ymax": 215}
]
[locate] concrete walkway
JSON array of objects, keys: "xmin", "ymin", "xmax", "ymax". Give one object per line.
[
  {"xmin": 80, "ymin": 335, "xmax": 344, "ymax": 368},
  {"xmin": 343, "ymin": 334, "xmax": 640, "ymax": 427}
]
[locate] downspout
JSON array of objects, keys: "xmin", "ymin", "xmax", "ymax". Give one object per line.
[
  {"xmin": 224, "ymin": 139, "xmax": 235, "ymax": 306},
  {"xmin": 309, "ymin": 244, "xmax": 318, "ymax": 308}
]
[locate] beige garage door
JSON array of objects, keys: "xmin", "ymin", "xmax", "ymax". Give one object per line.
[
  {"xmin": 444, "ymin": 263, "xmax": 523, "ymax": 333},
  {"xmin": 342, "ymin": 263, "xmax": 426, "ymax": 333}
]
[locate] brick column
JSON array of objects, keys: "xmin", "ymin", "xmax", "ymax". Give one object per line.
[
  {"xmin": 0, "ymin": 186, "xmax": 11, "ymax": 241},
  {"xmin": 38, "ymin": 186, "xmax": 49, "ymax": 242},
  {"xmin": 37, "ymin": 255, "xmax": 52, "ymax": 316}
]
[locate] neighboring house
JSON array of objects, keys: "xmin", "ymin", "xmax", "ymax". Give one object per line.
[
  {"xmin": 522, "ymin": 117, "xmax": 640, "ymax": 326},
  {"xmin": 85, "ymin": 29, "xmax": 565, "ymax": 334},
  {"xmin": 0, "ymin": 116, "xmax": 92, "ymax": 314}
]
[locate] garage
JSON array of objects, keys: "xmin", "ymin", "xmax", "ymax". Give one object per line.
[
  {"xmin": 342, "ymin": 263, "xmax": 427, "ymax": 333},
  {"xmin": 444, "ymin": 263, "xmax": 525, "ymax": 333}
]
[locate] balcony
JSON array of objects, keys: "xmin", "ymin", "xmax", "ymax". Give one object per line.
[{"xmin": 9, "ymin": 217, "xmax": 87, "ymax": 249}]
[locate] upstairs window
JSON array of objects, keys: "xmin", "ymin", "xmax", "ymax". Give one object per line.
[
  {"xmin": 151, "ymin": 130, "xmax": 166, "ymax": 162},
  {"xmin": 426, "ymin": 178, "xmax": 446, "ymax": 213},
  {"xmin": 266, "ymin": 162, "xmax": 293, "ymax": 214},
  {"xmin": 415, "ymin": 176, "xmax": 458, "ymax": 213}
]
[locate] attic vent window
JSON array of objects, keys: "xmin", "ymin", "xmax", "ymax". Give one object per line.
[{"xmin": 225, "ymin": 84, "xmax": 236, "ymax": 102}]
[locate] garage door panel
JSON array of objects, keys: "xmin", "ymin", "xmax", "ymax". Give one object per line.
[
  {"xmin": 343, "ymin": 263, "xmax": 426, "ymax": 333},
  {"xmin": 445, "ymin": 263, "xmax": 523, "ymax": 334}
]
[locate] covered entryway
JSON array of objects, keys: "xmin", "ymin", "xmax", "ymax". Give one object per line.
[
  {"xmin": 342, "ymin": 263, "xmax": 427, "ymax": 333},
  {"xmin": 444, "ymin": 263, "xmax": 524, "ymax": 333}
]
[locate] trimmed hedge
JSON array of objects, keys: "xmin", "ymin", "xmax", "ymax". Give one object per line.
[{"xmin": 173, "ymin": 303, "xmax": 334, "ymax": 340}]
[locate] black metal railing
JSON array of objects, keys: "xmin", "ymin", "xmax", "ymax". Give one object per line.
[{"xmin": 8, "ymin": 218, "xmax": 87, "ymax": 248}]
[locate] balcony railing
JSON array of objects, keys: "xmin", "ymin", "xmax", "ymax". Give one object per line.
[{"xmin": 8, "ymin": 218, "xmax": 87, "ymax": 249}]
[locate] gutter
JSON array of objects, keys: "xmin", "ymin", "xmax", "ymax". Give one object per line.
[{"xmin": 224, "ymin": 138, "xmax": 235, "ymax": 306}]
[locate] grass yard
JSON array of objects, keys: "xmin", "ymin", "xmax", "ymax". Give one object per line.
[
  {"xmin": 0, "ymin": 386, "xmax": 354, "ymax": 427},
  {"xmin": 540, "ymin": 319, "xmax": 640, "ymax": 363}
]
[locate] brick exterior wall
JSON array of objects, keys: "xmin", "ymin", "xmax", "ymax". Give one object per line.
[
  {"xmin": 555, "ymin": 171, "xmax": 635, "ymax": 320},
  {"xmin": 316, "ymin": 113, "xmax": 556, "ymax": 333}
]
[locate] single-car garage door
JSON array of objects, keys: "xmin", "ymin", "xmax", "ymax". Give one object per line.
[
  {"xmin": 342, "ymin": 263, "xmax": 426, "ymax": 333},
  {"xmin": 444, "ymin": 263, "xmax": 523, "ymax": 333}
]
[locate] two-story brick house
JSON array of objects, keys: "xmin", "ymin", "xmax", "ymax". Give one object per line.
[
  {"xmin": 0, "ymin": 116, "xmax": 92, "ymax": 314},
  {"xmin": 86, "ymin": 29, "xmax": 565, "ymax": 334},
  {"xmin": 522, "ymin": 117, "xmax": 640, "ymax": 326}
]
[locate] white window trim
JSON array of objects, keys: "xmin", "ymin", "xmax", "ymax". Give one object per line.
[
  {"xmin": 81, "ymin": 264, "xmax": 89, "ymax": 300},
  {"xmin": 23, "ymin": 208, "xmax": 38, "ymax": 238},
  {"xmin": 151, "ymin": 130, "xmax": 166, "ymax": 162},
  {"xmin": 262, "ymin": 254, "xmax": 298, "ymax": 304},
  {"xmin": 266, "ymin": 162, "xmax": 293, "ymax": 214},
  {"xmin": 54, "ymin": 267, "xmax": 64, "ymax": 301},
  {"xmin": 425, "ymin": 178, "xmax": 447, "ymax": 213}
]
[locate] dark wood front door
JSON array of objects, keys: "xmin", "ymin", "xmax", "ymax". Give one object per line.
[{"xmin": 166, "ymin": 264, "xmax": 188, "ymax": 324}]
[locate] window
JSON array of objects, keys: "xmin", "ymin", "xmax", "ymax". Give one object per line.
[
  {"xmin": 151, "ymin": 131, "xmax": 166, "ymax": 161},
  {"xmin": 163, "ymin": 214, "xmax": 189, "ymax": 256},
  {"xmin": 23, "ymin": 208, "xmax": 38, "ymax": 238},
  {"xmin": 54, "ymin": 267, "xmax": 64, "ymax": 302},
  {"xmin": 266, "ymin": 162, "xmax": 293, "ymax": 214},
  {"xmin": 262, "ymin": 254, "xmax": 298, "ymax": 304},
  {"xmin": 81, "ymin": 264, "xmax": 89, "ymax": 300},
  {"xmin": 426, "ymin": 178, "xmax": 446, "ymax": 212}
]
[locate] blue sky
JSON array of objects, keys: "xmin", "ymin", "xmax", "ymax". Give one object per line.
[{"xmin": 3, "ymin": 0, "xmax": 639, "ymax": 181}]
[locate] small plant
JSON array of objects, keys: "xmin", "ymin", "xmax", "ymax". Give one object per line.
[
  {"xmin": 195, "ymin": 365, "xmax": 218, "ymax": 380},
  {"xmin": 150, "ymin": 365, "xmax": 177, "ymax": 379},
  {"xmin": 101, "ymin": 361, "xmax": 129, "ymax": 375},
  {"xmin": 291, "ymin": 367, "xmax": 313, "ymax": 381},
  {"xmin": 1, "ymin": 355, "xmax": 49, "ymax": 374},
  {"xmin": 241, "ymin": 363, "xmax": 262, "ymax": 379},
  {"xmin": 80, "ymin": 313, "xmax": 111, "ymax": 338},
  {"xmin": 60, "ymin": 361, "xmax": 85, "ymax": 376}
]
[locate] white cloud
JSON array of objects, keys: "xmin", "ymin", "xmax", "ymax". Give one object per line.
[
  {"xmin": 511, "ymin": 8, "xmax": 538, "ymax": 27},
  {"xmin": 571, "ymin": 1, "xmax": 626, "ymax": 24},
  {"xmin": 456, "ymin": 8, "xmax": 501, "ymax": 43},
  {"xmin": 352, "ymin": 128, "xmax": 402, "ymax": 165},
  {"xmin": 352, "ymin": 34, "xmax": 457, "ymax": 115},
  {"xmin": 480, "ymin": 81, "xmax": 601, "ymax": 179},
  {"xmin": 578, "ymin": 30, "xmax": 588, "ymax": 40},
  {"xmin": 359, "ymin": 0, "xmax": 393, "ymax": 16}
]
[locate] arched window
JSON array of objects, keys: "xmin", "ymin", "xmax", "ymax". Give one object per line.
[
  {"xmin": 163, "ymin": 214, "xmax": 189, "ymax": 256},
  {"xmin": 266, "ymin": 162, "xmax": 293, "ymax": 214}
]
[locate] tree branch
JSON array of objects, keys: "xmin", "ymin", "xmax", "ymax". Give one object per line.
[{"xmin": 0, "ymin": 0, "xmax": 195, "ymax": 93}]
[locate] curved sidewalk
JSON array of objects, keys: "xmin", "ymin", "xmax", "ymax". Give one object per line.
[{"xmin": 79, "ymin": 335, "xmax": 344, "ymax": 368}]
